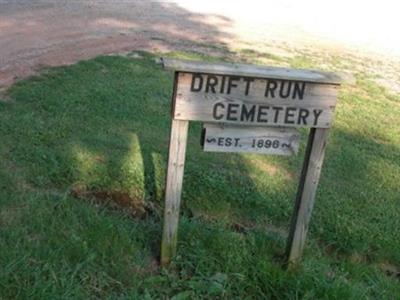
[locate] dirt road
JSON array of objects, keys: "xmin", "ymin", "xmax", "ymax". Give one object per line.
[
  {"xmin": 0, "ymin": 1, "xmax": 236, "ymax": 86},
  {"xmin": 1, "ymin": 1, "xmax": 399, "ymax": 89}
]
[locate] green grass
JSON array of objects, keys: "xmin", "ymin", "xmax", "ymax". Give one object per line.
[{"xmin": 0, "ymin": 51, "xmax": 399, "ymax": 299}]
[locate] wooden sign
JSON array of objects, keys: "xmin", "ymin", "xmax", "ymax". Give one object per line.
[
  {"xmin": 165, "ymin": 59, "xmax": 340, "ymax": 128},
  {"xmin": 160, "ymin": 58, "xmax": 341, "ymax": 268},
  {"xmin": 202, "ymin": 124, "xmax": 300, "ymax": 155}
]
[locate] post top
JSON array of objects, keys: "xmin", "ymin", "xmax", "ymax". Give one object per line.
[{"xmin": 162, "ymin": 58, "xmax": 342, "ymax": 85}]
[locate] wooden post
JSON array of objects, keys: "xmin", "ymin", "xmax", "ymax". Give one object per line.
[
  {"xmin": 161, "ymin": 119, "xmax": 189, "ymax": 266},
  {"xmin": 286, "ymin": 128, "xmax": 330, "ymax": 268}
]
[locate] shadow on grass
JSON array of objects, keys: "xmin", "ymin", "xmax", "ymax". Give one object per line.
[
  {"xmin": 0, "ymin": 53, "xmax": 299, "ymax": 259},
  {"xmin": 3, "ymin": 51, "xmax": 400, "ymax": 254},
  {"xmin": 1, "ymin": 53, "xmax": 399, "ymax": 298}
]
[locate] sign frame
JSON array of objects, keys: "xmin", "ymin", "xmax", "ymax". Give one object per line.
[
  {"xmin": 160, "ymin": 58, "xmax": 341, "ymax": 268},
  {"xmin": 202, "ymin": 123, "xmax": 300, "ymax": 155}
]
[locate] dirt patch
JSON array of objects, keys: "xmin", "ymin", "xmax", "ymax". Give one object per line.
[
  {"xmin": 232, "ymin": 219, "xmax": 288, "ymax": 239},
  {"xmin": 71, "ymin": 185, "xmax": 155, "ymax": 219},
  {"xmin": 377, "ymin": 262, "xmax": 400, "ymax": 280},
  {"xmin": 0, "ymin": 202, "xmax": 26, "ymax": 228},
  {"xmin": 2, "ymin": 0, "xmax": 400, "ymax": 95},
  {"xmin": 0, "ymin": 87, "xmax": 13, "ymax": 102},
  {"xmin": 131, "ymin": 257, "xmax": 160, "ymax": 276},
  {"xmin": 0, "ymin": 1, "xmax": 234, "ymax": 88}
]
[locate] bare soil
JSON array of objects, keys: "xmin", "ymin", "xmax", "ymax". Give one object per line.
[
  {"xmin": 1, "ymin": 0, "xmax": 400, "ymax": 93},
  {"xmin": 0, "ymin": 1, "xmax": 234, "ymax": 87}
]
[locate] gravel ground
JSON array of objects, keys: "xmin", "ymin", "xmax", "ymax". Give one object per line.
[
  {"xmin": 1, "ymin": 0, "xmax": 399, "ymax": 92},
  {"xmin": 0, "ymin": 1, "xmax": 233, "ymax": 86}
]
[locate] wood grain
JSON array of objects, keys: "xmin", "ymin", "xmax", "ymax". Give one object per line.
[
  {"xmin": 173, "ymin": 72, "xmax": 337, "ymax": 128},
  {"xmin": 176, "ymin": 73, "xmax": 338, "ymax": 106},
  {"xmin": 162, "ymin": 58, "xmax": 342, "ymax": 84},
  {"xmin": 285, "ymin": 128, "xmax": 330, "ymax": 268},
  {"xmin": 161, "ymin": 119, "xmax": 189, "ymax": 266}
]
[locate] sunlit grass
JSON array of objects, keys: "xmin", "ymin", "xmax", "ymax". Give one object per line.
[{"xmin": 0, "ymin": 51, "xmax": 399, "ymax": 298}]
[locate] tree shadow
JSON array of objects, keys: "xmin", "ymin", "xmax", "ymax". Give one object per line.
[
  {"xmin": 2, "ymin": 52, "xmax": 400, "ymax": 276},
  {"xmin": 0, "ymin": 1, "xmax": 234, "ymax": 86},
  {"xmin": 1, "ymin": 51, "xmax": 301, "ymax": 267}
]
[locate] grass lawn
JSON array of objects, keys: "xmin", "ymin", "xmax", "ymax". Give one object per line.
[{"xmin": 0, "ymin": 51, "xmax": 399, "ymax": 299}]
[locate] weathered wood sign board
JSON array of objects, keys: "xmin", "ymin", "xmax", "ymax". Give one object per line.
[
  {"xmin": 174, "ymin": 72, "xmax": 338, "ymax": 128},
  {"xmin": 202, "ymin": 124, "xmax": 300, "ymax": 155},
  {"xmin": 160, "ymin": 58, "xmax": 341, "ymax": 268}
]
